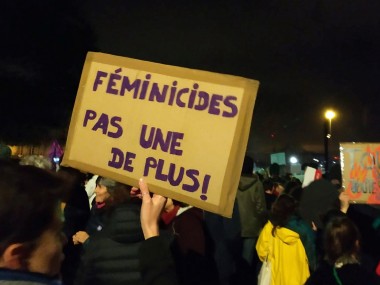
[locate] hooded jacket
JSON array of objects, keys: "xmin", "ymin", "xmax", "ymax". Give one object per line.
[
  {"xmin": 256, "ymin": 221, "xmax": 310, "ymax": 285},
  {"xmin": 236, "ymin": 174, "xmax": 266, "ymax": 237}
]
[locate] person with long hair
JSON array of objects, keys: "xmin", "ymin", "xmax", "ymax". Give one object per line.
[
  {"xmin": 306, "ymin": 216, "xmax": 380, "ymax": 284},
  {"xmin": 73, "ymin": 176, "xmax": 145, "ymax": 285},
  {"xmin": 256, "ymin": 194, "xmax": 315, "ymax": 284}
]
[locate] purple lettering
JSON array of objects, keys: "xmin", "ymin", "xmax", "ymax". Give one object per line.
[
  {"xmin": 149, "ymin": 83, "xmax": 168, "ymax": 102},
  {"xmin": 139, "ymin": 124, "xmax": 184, "ymax": 155},
  {"xmin": 208, "ymin": 94, "xmax": 223, "ymax": 115},
  {"xmin": 120, "ymin": 77, "xmax": 141, "ymax": 97},
  {"xmin": 108, "ymin": 147, "xmax": 124, "ymax": 169},
  {"xmin": 123, "ymin": 152, "xmax": 136, "ymax": 172},
  {"xmin": 167, "ymin": 163, "xmax": 184, "ymax": 186},
  {"xmin": 139, "ymin": 74, "xmax": 151, "ymax": 99},
  {"xmin": 194, "ymin": 91, "xmax": 209, "ymax": 110},
  {"xmin": 144, "ymin": 157, "xmax": 157, "ymax": 177},
  {"xmin": 170, "ymin": 132, "xmax": 184, "ymax": 155},
  {"xmin": 106, "ymin": 68, "xmax": 122, "ymax": 95},
  {"xmin": 183, "ymin": 169, "xmax": 200, "ymax": 192},
  {"xmin": 83, "ymin": 109, "xmax": 97, "ymax": 127},
  {"xmin": 223, "ymin": 96, "xmax": 238, "ymax": 117},
  {"xmin": 155, "ymin": 159, "xmax": 168, "ymax": 181},
  {"xmin": 93, "ymin": 71, "xmax": 107, "ymax": 91},
  {"xmin": 92, "ymin": 113, "xmax": 109, "ymax": 134},
  {"xmin": 176, "ymin": 88, "xmax": 189, "ymax": 107},
  {"xmin": 108, "ymin": 116, "xmax": 123, "ymax": 138},
  {"xmin": 200, "ymin": 175, "xmax": 211, "ymax": 200}
]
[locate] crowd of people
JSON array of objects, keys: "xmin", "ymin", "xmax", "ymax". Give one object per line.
[{"xmin": 0, "ymin": 153, "xmax": 379, "ymax": 285}]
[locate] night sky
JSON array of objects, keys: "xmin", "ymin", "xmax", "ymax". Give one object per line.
[{"xmin": 1, "ymin": 0, "xmax": 379, "ymax": 162}]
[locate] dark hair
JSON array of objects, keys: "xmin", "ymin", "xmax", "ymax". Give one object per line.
[
  {"xmin": 270, "ymin": 193, "xmax": 297, "ymax": 236},
  {"xmin": 323, "ymin": 216, "xmax": 361, "ymax": 265},
  {"xmin": 58, "ymin": 166, "xmax": 87, "ymax": 203},
  {"xmin": 241, "ymin": 155, "xmax": 254, "ymax": 175},
  {"xmin": 263, "ymin": 178, "xmax": 274, "ymax": 191},
  {"xmin": 269, "ymin": 163, "xmax": 280, "ymax": 176},
  {"xmin": 283, "ymin": 183, "xmax": 303, "ymax": 204},
  {"xmin": 85, "ymin": 172, "xmax": 95, "ymax": 181},
  {"xmin": 0, "ymin": 159, "xmax": 68, "ymax": 256},
  {"xmin": 96, "ymin": 176, "xmax": 133, "ymax": 209}
]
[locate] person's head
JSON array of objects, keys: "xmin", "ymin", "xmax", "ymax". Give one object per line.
[
  {"xmin": 269, "ymin": 163, "xmax": 280, "ymax": 177},
  {"xmin": 95, "ymin": 176, "xmax": 132, "ymax": 207},
  {"xmin": 241, "ymin": 155, "xmax": 254, "ymax": 175},
  {"xmin": 270, "ymin": 193, "xmax": 297, "ymax": 236},
  {"xmin": 0, "ymin": 159, "xmax": 68, "ymax": 276},
  {"xmin": 329, "ymin": 163, "xmax": 342, "ymax": 189},
  {"xmin": 323, "ymin": 216, "xmax": 361, "ymax": 265},
  {"xmin": 283, "ymin": 181, "xmax": 303, "ymax": 203},
  {"xmin": 263, "ymin": 178, "xmax": 274, "ymax": 193}
]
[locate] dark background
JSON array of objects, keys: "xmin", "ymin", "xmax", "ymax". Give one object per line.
[{"xmin": 1, "ymin": 0, "xmax": 379, "ymax": 163}]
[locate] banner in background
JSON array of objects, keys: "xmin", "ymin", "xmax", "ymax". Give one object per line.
[
  {"xmin": 340, "ymin": 142, "xmax": 380, "ymax": 204},
  {"xmin": 62, "ymin": 52, "xmax": 260, "ymax": 217}
]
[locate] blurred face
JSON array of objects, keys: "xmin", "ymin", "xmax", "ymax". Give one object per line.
[
  {"xmin": 274, "ymin": 183, "xmax": 284, "ymax": 196},
  {"xmin": 27, "ymin": 209, "xmax": 65, "ymax": 276},
  {"xmin": 95, "ymin": 184, "xmax": 110, "ymax": 203}
]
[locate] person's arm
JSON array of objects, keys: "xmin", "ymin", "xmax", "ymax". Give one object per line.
[
  {"xmin": 339, "ymin": 191, "xmax": 350, "ymax": 214},
  {"xmin": 133, "ymin": 178, "xmax": 179, "ymax": 285}
]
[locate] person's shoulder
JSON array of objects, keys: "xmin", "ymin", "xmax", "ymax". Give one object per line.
[{"xmin": 339, "ymin": 263, "xmax": 380, "ymax": 283}]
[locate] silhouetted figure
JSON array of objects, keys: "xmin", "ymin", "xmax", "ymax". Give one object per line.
[
  {"xmin": 236, "ymin": 155, "xmax": 266, "ymax": 283},
  {"xmin": 160, "ymin": 199, "xmax": 220, "ymax": 285},
  {"xmin": 59, "ymin": 166, "xmax": 91, "ymax": 285},
  {"xmin": 305, "ymin": 216, "xmax": 380, "ymax": 284}
]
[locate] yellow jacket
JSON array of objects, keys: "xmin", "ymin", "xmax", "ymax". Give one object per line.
[{"xmin": 256, "ymin": 221, "xmax": 310, "ymax": 285}]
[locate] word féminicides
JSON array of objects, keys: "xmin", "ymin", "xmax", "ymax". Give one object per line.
[{"xmin": 93, "ymin": 68, "xmax": 239, "ymax": 118}]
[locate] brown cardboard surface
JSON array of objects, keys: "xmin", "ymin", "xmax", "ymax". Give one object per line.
[{"xmin": 62, "ymin": 52, "xmax": 259, "ymax": 217}]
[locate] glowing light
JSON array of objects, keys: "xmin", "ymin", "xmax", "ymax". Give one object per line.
[
  {"xmin": 325, "ymin": 110, "xmax": 336, "ymax": 120},
  {"xmin": 289, "ymin": 156, "xmax": 298, "ymax": 164}
]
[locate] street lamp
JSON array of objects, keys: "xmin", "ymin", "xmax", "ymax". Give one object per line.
[{"xmin": 324, "ymin": 109, "xmax": 336, "ymax": 173}]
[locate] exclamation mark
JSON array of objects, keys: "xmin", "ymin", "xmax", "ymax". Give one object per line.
[{"xmin": 200, "ymin": 174, "xmax": 211, "ymax": 201}]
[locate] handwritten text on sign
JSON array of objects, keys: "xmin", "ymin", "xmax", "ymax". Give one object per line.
[
  {"xmin": 62, "ymin": 52, "xmax": 259, "ymax": 217},
  {"xmin": 341, "ymin": 143, "xmax": 380, "ymax": 204}
]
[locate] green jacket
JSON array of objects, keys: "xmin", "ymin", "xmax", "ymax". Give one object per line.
[{"xmin": 236, "ymin": 174, "xmax": 266, "ymax": 237}]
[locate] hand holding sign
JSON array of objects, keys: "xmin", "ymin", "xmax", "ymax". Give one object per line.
[
  {"xmin": 62, "ymin": 52, "xmax": 259, "ymax": 217},
  {"xmin": 132, "ymin": 178, "xmax": 168, "ymax": 240}
]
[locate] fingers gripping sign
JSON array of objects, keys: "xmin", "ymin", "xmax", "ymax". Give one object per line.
[{"xmin": 136, "ymin": 178, "xmax": 167, "ymax": 239}]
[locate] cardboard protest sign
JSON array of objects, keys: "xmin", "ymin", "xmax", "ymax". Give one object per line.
[
  {"xmin": 302, "ymin": 166, "xmax": 322, "ymax": 188},
  {"xmin": 62, "ymin": 52, "xmax": 259, "ymax": 217},
  {"xmin": 340, "ymin": 142, "xmax": 380, "ymax": 204}
]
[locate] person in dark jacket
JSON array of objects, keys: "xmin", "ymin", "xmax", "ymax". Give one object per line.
[
  {"xmin": 74, "ymin": 176, "xmax": 145, "ymax": 285},
  {"xmin": 236, "ymin": 155, "xmax": 266, "ymax": 268},
  {"xmin": 59, "ymin": 166, "xmax": 91, "ymax": 285},
  {"xmin": 305, "ymin": 216, "xmax": 380, "ymax": 284},
  {"xmin": 133, "ymin": 178, "xmax": 179, "ymax": 285},
  {"xmin": 0, "ymin": 159, "xmax": 178, "ymax": 285},
  {"xmin": 160, "ymin": 198, "xmax": 219, "ymax": 285}
]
